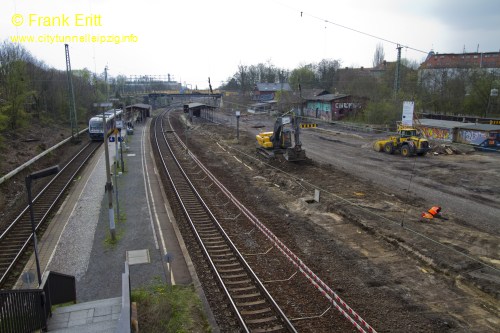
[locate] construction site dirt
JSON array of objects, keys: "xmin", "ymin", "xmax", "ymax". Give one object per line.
[{"xmin": 180, "ymin": 109, "xmax": 499, "ymax": 332}]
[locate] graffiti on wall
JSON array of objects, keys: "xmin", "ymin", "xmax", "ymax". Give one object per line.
[
  {"xmin": 458, "ymin": 130, "xmax": 487, "ymax": 145},
  {"xmin": 334, "ymin": 102, "xmax": 360, "ymax": 109},
  {"xmin": 420, "ymin": 127, "xmax": 452, "ymax": 141},
  {"xmin": 304, "ymin": 108, "xmax": 331, "ymax": 121},
  {"xmin": 307, "ymin": 101, "xmax": 331, "ymax": 112}
]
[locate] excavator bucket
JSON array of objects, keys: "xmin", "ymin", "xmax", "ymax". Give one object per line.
[{"xmin": 284, "ymin": 147, "xmax": 306, "ymax": 161}]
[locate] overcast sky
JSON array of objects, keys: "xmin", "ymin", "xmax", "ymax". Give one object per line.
[{"xmin": 2, "ymin": 0, "xmax": 500, "ymax": 89}]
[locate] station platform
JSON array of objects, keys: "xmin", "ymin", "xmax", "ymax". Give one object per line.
[{"xmin": 14, "ymin": 118, "xmax": 216, "ymax": 331}]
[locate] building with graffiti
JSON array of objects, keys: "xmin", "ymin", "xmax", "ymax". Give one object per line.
[
  {"xmin": 418, "ymin": 119, "xmax": 465, "ymax": 142},
  {"xmin": 418, "ymin": 119, "xmax": 500, "ymax": 150},
  {"xmin": 302, "ymin": 93, "xmax": 362, "ymax": 121},
  {"xmin": 455, "ymin": 124, "xmax": 500, "ymax": 150}
]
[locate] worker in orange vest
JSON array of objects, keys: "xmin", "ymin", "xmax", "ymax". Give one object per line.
[
  {"xmin": 421, "ymin": 206, "xmax": 442, "ymax": 220},
  {"xmin": 428, "ymin": 206, "xmax": 441, "ymax": 217},
  {"xmin": 421, "ymin": 212, "xmax": 434, "ymax": 219}
]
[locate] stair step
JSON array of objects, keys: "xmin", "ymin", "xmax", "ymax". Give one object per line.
[{"xmin": 47, "ymin": 297, "xmax": 122, "ymax": 333}]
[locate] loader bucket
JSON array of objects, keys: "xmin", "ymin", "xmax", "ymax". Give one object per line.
[{"xmin": 373, "ymin": 141, "xmax": 384, "ymax": 152}]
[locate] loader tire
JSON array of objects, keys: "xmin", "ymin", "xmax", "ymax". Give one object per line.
[
  {"xmin": 384, "ymin": 142, "xmax": 394, "ymax": 154},
  {"xmin": 401, "ymin": 145, "xmax": 411, "ymax": 157}
]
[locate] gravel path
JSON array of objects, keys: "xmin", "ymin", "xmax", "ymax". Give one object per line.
[{"xmin": 46, "ymin": 153, "xmax": 106, "ymax": 281}]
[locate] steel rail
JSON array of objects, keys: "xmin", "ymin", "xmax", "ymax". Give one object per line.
[
  {"xmin": 0, "ymin": 141, "xmax": 100, "ymax": 288},
  {"xmin": 153, "ymin": 109, "xmax": 297, "ymax": 332},
  {"xmin": 176, "ymin": 117, "xmax": 377, "ymax": 333},
  {"xmin": 191, "ymin": 151, "xmax": 377, "ymax": 333}
]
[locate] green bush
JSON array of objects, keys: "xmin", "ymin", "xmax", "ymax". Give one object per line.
[
  {"xmin": 131, "ymin": 282, "xmax": 210, "ymax": 333},
  {"xmin": 362, "ymin": 100, "xmax": 402, "ymax": 125}
]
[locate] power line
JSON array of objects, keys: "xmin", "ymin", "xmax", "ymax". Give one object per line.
[
  {"xmin": 305, "ymin": 13, "xmax": 428, "ymax": 54},
  {"xmin": 272, "ymin": 0, "xmax": 428, "ymax": 54}
]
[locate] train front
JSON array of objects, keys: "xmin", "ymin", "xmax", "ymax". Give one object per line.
[{"xmin": 88, "ymin": 117, "xmax": 104, "ymax": 140}]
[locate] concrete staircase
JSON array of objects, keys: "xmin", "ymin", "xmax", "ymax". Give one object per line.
[{"xmin": 47, "ymin": 297, "xmax": 122, "ymax": 332}]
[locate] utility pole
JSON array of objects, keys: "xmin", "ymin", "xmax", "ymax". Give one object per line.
[
  {"xmin": 208, "ymin": 77, "xmax": 213, "ymax": 108},
  {"xmin": 113, "ymin": 108, "xmax": 120, "ymax": 225},
  {"xmin": 120, "ymin": 129, "xmax": 125, "ymax": 172},
  {"xmin": 394, "ymin": 44, "xmax": 402, "ymax": 97},
  {"xmin": 65, "ymin": 44, "xmax": 78, "ymax": 141},
  {"xmin": 299, "ymin": 82, "xmax": 303, "ymax": 116},
  {"xmin": 104, "ymin": 66, "xmax": 115, "ymax": 240},
  {"xmin": 236, "ymin": 110, "xmax": 240, "ymax": 142}
]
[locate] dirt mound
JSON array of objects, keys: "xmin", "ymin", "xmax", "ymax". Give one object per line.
[{"xmin": 430, "ymin": 143, "xmax": 473, "ymax": 155}]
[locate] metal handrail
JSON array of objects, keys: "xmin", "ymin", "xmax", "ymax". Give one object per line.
[
  {"xmin": 0, "ymin": 128, "xmax": 88, "ymax": 185},
  {"xmin": 115, "ymin": 262, "xmax": 131, "ymax": 333},
  {"xmin": 0, "ymin": 271, "xmax": 76, "ymax": 333}
]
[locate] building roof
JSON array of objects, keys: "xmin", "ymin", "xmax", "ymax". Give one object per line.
[
  {"xmin": 418, "ymin": 119, "xmax": 469, "ymax": 128},
  {"xmin": 421, "ymin": 51, "xmax": 500, "ymax": 69},
  {"xmin": 126, "ymin": 103, "xmax": 151, "ymax": 110},
  {"xmin": 371, "ymin": 61, "xmax": 390, "ymax": 71},
  {"xmin": 301, "ymin": 89, "xmax": 330, "ymax": 99},
  {"xmin": 249, "ymin": 102, "xmax": 276, "ymax": 108},
  {"xmin": 419, "ymin": 119, "xmax": 500, "ymax": 131},
  {"xmin": 304, "ymin": 93, "xmax": 349, "ymax": 102},
  {"xmin": 255, "ymin": 83, "xmax": 292, "ymax": 92},
  {"xmin": 456, "ymin": 123, "xmax": 500, "ymax": 131}
]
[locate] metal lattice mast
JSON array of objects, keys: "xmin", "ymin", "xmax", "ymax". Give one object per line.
[
  {"xmin": 394, "ymin": 44, "xmax": 402, "ymax": 97},
  {"xmin": 65, "ymin": 44, "xmax": 78, "ymax": 139}
]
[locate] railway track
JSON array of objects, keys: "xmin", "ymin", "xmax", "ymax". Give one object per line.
[
  {"xmin": 152, "ymin": 110, "xmax": 297, "ymax": 332},
  {"xmin": 152, "ymin": 109, "xmax": 379, "ymax": 332},
  {"xmin": 0, "ymin": 141, "xmax": 101, "ymax": 289}
]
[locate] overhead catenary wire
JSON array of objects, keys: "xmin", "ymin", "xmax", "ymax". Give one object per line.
[
  {"xmin": 303, "ymin": 13, "xmax": 428, "ymax": 54},
  {"xmin": 272, "ymin": 0, "xmax": 428, "ymax": 55}
]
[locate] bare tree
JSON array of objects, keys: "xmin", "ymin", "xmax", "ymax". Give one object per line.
[
  {"xmin": 236, "ymin": 64, "xmax": 249, "ymax": 94},
  {"xmin": 317, "ymin": 59, "xmax": 341, "ymax": 90},
  {"xmin": 372, "ymin": 43, "xmax": 385, "ymax": 68},
  {"xmin": 0, "ymin": 42, "xmax": 35, "ymax": 129}
]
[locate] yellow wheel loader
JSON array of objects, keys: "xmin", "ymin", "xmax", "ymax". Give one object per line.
[{"xmin": 373, "ymin": 124, "xmax": 430, "ymax": 157}]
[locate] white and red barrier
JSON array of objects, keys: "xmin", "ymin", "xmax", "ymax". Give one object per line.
[{"xmin": 188, "ymin": 151, "xmax": 377, "ymax": 333}]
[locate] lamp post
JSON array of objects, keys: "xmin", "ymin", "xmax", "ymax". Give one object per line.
[
  {"xmin": 25, "ymin": 165, "xmax": 60, "ymax": 286},
  {"xmin": 104, "ymin": 66, "xmax": 116, "ymax": 241},
  {"xmin": 236, "ymin": 110, "xmax": 240, "ymax": 143}
]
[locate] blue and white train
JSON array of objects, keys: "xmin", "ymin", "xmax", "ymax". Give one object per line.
[{"xmin": 88, "ymin": 109, "xmax": 123, "ymax": 140}]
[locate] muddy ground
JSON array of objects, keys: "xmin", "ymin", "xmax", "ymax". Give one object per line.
[
  {"xmin": 177, "ymin": 109, "xmax": 499, "ymax": 332},
  {"xmin": 0, "ymin": 123, "xmax": 88, "ymax": 231}
]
